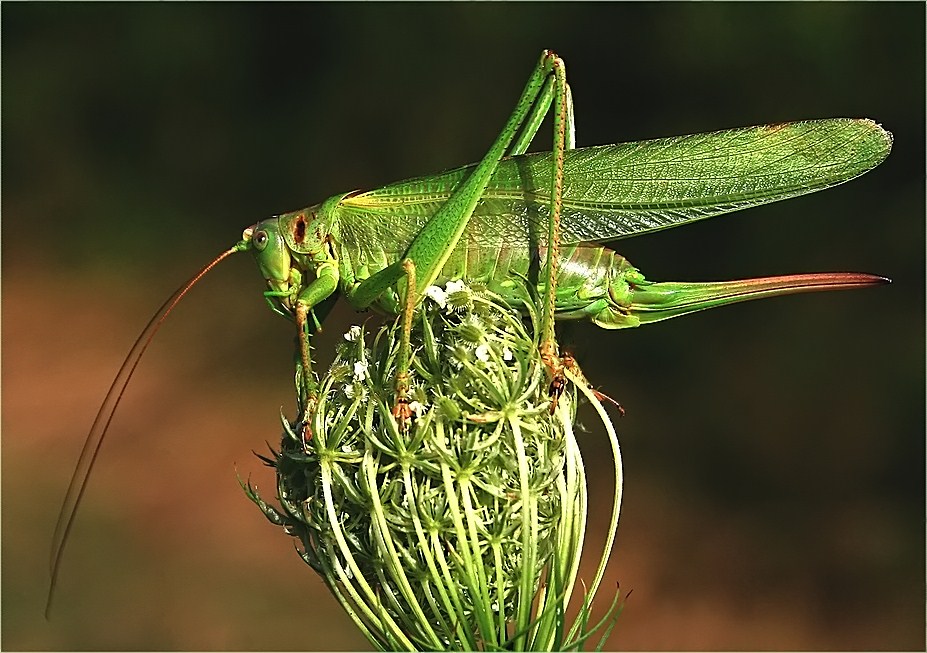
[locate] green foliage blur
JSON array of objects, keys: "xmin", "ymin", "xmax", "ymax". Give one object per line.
[{"xmin": 3, "ymin": 4, "xmax": 922, "ymax": 650}]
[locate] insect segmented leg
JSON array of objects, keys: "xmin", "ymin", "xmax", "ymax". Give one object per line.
[
  {"xmin": 536, "ymin": 53, "xmax": 571, "ymax": 411},
  {"xmin": 489, "ymin": 50, "xmax": 576, "ymax": 411},
  {"xmin": 294, "ymin": 302, "xmax": 321, "ymax": 440},
  {"xmin": 290, "ymin": 293, "xmax": 337, "ymax": 438},
  {"xmin": 347, "ymin": 50, "xmax": 570, "ymax": 312},
  {"xmin": 295, "ymin": 303, "xmax": 313, "ymax": 379},
  {"xmin": 392, "ymin": 259, "xmax": 416, "ymax": 430}
]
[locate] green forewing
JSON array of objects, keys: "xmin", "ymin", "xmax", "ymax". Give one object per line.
[{"xmin": 336, "ymin": 119, "xmax": 891, "ymax": 251}]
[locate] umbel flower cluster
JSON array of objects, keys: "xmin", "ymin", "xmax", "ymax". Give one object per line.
[{"xmin": 246, "ymin": 282, "xmax": 623, "ymax": 651}]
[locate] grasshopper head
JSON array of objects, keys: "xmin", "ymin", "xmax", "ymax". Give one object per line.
[{"xmin": 242, "ymin": 218, "xmax": 292, "ymax": 296}]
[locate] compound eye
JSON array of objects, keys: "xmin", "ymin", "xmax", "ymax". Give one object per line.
[{"xmin": 253, "ymin": 229, "xmax": 269, "ymax": 251}]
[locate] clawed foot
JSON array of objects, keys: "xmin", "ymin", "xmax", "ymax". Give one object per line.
[
  {"xmin": 392, "ymin": 371, "xmax": 413, "ymax": 431},
  {"xmin": 539, "ymin": 340, "xmax": 566, "ymax": 414},
  {"xmin": 545, "ymin": 347, "xmax": 627, "ymax": 417}
]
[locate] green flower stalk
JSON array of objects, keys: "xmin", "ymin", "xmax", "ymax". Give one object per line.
[{"xmin": 246, "ymin": 283, "xmax": 624, "ymax": 651}]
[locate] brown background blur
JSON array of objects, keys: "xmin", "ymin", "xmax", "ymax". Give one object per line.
[{"xmin": 3, "ymin": 4, "xmax": 923, "ymax": 650}]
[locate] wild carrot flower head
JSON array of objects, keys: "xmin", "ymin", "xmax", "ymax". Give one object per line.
[{"xmin": 246, "ymin": 282, "xmax": 623, "ymax": 651}]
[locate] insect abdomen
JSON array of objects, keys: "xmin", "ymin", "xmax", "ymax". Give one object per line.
[{"xmin": 434, "ymin": 243, "xmax": 642, "ymax": 327}]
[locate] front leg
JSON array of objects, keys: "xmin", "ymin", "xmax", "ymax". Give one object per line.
[{"xmin": 293, "ymin": 261, "xmax": 340, "ymax": 410}]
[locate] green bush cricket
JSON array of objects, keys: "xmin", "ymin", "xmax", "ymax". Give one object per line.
[{"xmin": 47, "ymin": 50, "xmax": 891, "ymax": 616}]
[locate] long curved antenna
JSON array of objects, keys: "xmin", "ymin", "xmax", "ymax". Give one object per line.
[{"xmin": 46, "ymin": 245, "xmax": 241, "ymax": 618}]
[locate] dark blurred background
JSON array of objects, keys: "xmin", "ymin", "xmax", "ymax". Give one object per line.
[{"xmin": 3, "ymin": 4, "xmax": 923, "ymax": 650}]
